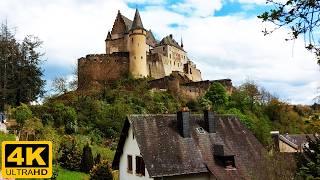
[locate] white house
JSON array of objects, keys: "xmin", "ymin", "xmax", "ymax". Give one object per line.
[{"xmin": 112, "ymin": 110, "xmax": 273, "ymax": 180}]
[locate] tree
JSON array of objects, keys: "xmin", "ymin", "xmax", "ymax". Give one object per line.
[
  {"xmin": 204, "ymin": 82, "xmax": 228, "ymax": 111},
  {"xmin": 13, "ymin": 103, "xmax": 32, "ymax": 125},
  {"xmin": 239, "ymin": 81, "xmax": 261, "ymax": 111},
  {"xmin": 90, "ymin": 160, "xmax": 113, "ymax": 180},
  {"xmin": 80, "ymin": 143, "xmax": 94, "ymax": 173},
  {"xmin": 296, "ymin": 134, "xmax": 320, "ymax": 179},
  {"xmin": 0, "ymin": 22, "xmax": 45, "ymax": 110},
  {"xmin": 52, "ymin": 77, "xmax": 68, "ymax": 95},
  {"xmin": 94, "ymin": 153, "xmax": 101, "ymax": 165},
  {"xmin": 258, "ymin": 0, "xmax": 320, "ymax": 65}
]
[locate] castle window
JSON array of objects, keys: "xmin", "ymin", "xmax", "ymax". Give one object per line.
[
  {"xmin": 163, "ymin": 47, "xmax": 165, "ymax": 51},
  {"xmin": 132, "ymin": 38, "xmax": 133, "ymax": 43},
  {"xmin": 138, "ymin": 43, "xmax": 139, "ymax": 47},
  {"xmin": 178, "ymin": 63, "xmax": 179, "ymax": 67},
  {"xmin": 141, "ymin": 56, "xmax": 143, "ymax": 59},
  {"xmin": 169, "ymin": 54, "xmax": 171, "ymax": 59},
  {"xmin": 174, "ymin": 61, "xmax": 175, "ymax": 66},
  {"xmin": 134, "ymin": 56, "xmax": 136, "ymax": 59},
  {"xmin": 190, "ymin": 68, "xmax": 192, "ymax": 74}
]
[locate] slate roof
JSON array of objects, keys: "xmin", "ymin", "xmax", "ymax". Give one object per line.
[
  {"xmin": 121, "ymin": 15, "xmax": 132, "ymax": 32},
  {"xmin": 119, "ymin": 14, "xmax": 157, "ymax": 47},
  {"xmin": 158, "ymin": 35, "xmax": 184, "ymax": 51},
  {"xmin": 280, "ymin": 134, "xmax": 313, "ymax": 150},
  {"xmin": 131, "ymin": 9, "xmax": 144, "ymax": 30},
  {"xmin": 113, "ymin": 113, "xmax": 270, "ymax": 179}
]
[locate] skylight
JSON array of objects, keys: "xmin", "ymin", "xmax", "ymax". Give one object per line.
[{"xmin": 196, "ymin": 127, "xmax": 205, "ymax": 134}]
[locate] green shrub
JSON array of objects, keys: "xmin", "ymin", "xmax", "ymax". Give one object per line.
[
  {"xmin": 58, "ymin": 136, "xmax": 81, "ymax": 171},
  {"xmin": 81, "ymin": 144, "xmax": 94, "ymax": 173},
  {"xmin": 13, "ymin": 103, "xmax": 32, "ymax": 124},
  {"xmin": 90, "ymin": 160, "xmax": 113, "ymax": 180}
]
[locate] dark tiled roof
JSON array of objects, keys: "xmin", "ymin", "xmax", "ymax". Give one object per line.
[
  {"xmin": 146, "ymin": 30, "xmax": 157, "ymax": 47},
  {"xmin": 158, "ymin": 35, "xmax": 184, "ymax": 51},
  {"xmin": 120, "ymin": 15, "xmax": 157, "ymax": 47},
  {"xmin": 130, "ymin": 9, "xmax": 144, "ymax": 30},
  {"xmin": 121, "ymin": 15, "xmax": 133, "ymax": 32},
  {"xmin": 113, "ymin": 114, "xmax": 270, "ymax": 179},
  {"xmin": 280, "ymin": 134, "xmax": 314, "ymax": 149}
]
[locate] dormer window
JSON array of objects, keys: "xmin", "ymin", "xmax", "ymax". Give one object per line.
[{"xmin": 213, "ymin": 144, "xmax": 236, "ymax": 170}]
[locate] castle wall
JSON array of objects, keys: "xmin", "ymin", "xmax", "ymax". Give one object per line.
[
  {"xmin": 152, "ymin": 45, "xmax": 187, "ymax": 74},
  {"xmin": 149, "ymin": 77, "xmax": 233, "ymax": 101},
  {"xmin": 147, "ymin": 54, "xmax": 166, "ymax": 79},
  {"xmin": 184, "ymin": 62, "xmax": 202, "ymax": 82},
  {"xmin": 78, "ymin": 53, "xmax": 129, "ymax": 89},
  {"xmin": 106, "ymin": 35, "xmax": 129, "ymax": 54}
]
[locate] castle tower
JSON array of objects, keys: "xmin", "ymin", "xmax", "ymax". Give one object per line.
[{"xmin": 128, "ymin": 9, "xmax": 148, "ymax": 78}]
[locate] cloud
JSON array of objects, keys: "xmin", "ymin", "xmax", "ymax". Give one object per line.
[
  {"xmin": 0, "ymin": 0, "xmax": 319, "ymax": 104},
  {"xmin": 170, "ymin": 0, "xmax": 223, "ymax": 17}
]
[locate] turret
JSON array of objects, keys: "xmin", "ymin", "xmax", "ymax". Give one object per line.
[{"xmin": 128, "ymin": 9, "xmax": 148, "ymax": 78}]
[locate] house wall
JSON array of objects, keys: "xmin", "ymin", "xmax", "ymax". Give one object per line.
[
  {"xmin": 119, "ymin": 126, "xmax": 153, "ymax": 180},
  {"xmin": 279, "ymin": 140, "xmax": 298, "ymax": 152}
]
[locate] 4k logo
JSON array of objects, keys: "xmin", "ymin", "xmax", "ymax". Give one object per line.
[{"xmin": 1, "ymin": 141, "xmax": 52, "ymax": 178}]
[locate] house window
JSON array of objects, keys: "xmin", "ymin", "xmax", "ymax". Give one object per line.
[
  {"xmin": 127, "ymin": 155, "xmax": 133, "ymax": 173},
  {"xmin": 136, "ymin": 156, "xmax": 145, "ymax": 176}
]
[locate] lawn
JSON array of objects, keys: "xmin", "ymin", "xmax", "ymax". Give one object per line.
[{"xmin": 57, "ymin": 167, "xmax": 89, "ymax": 180}]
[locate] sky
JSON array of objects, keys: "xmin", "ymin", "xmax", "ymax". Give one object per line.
[{"xmin": 0, "ymin": 0, "xmax": 319, "ymax": 104}]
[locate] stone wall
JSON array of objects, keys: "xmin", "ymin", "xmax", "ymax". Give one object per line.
[
  {"xmin": 147, "ymin": 54, "xmax": 166, "ymax": 79},
  {"xmin": 78, "ymin": 52, "xmax": 129, "ymax": 89},
  {"xmin": 183, "ymin": 61, "xmax": 202, "ymax": 82},
  {"xmin": 106, "ymin": 35, "xmax": 129, "ymax": 54},
  {"xmin": 149, "ymin": 76, "xmax": 233, "ymax": 101}
]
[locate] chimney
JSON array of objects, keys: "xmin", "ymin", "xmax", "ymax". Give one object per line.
[
  {"xmin": 204, "ymin": 110, "xmax": 215, "ymax": 133},
  {"xmin": 177, "ymin": 107, "xmax": 190, "ymax": 138},
  {"xmin": 270, "ymin": 131, "xmax": 280, "ymax": 152}
]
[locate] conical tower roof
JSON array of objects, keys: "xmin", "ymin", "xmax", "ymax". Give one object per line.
[{"xmin": 130, "ymin": 9, "xmax": 144, "ymax": 30}]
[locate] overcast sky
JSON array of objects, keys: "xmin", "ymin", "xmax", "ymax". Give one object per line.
[{"xmin": 0, "ymin": 0, "xmax": 319, "ymax": 104}]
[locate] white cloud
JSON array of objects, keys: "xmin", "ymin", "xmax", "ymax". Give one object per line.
[
  {"xmin": 171, "ymin": 0, "xmax": 223, "ymax": 17},
  {"xmin": 0, "ymin": 0, "xmax": 319, "ymax": 104}
]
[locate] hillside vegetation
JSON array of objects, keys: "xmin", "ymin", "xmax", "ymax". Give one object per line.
[{"xmin": 4, "ymin": 76, "xmax": 319, "ymax": 178}]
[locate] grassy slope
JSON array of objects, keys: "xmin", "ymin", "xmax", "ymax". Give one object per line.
[{"xmin": 57, "ymin": 167, "xmax": 89, "ymax": 180}]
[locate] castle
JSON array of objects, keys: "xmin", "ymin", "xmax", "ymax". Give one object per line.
[{"xmin": 78, "ymin": 9, "xmax": 232, "ymax": 100}]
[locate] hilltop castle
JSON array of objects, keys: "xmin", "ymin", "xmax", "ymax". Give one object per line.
[{"xmin": 78, "ymin": 9, "xmax": 232, "ymax": 99}]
